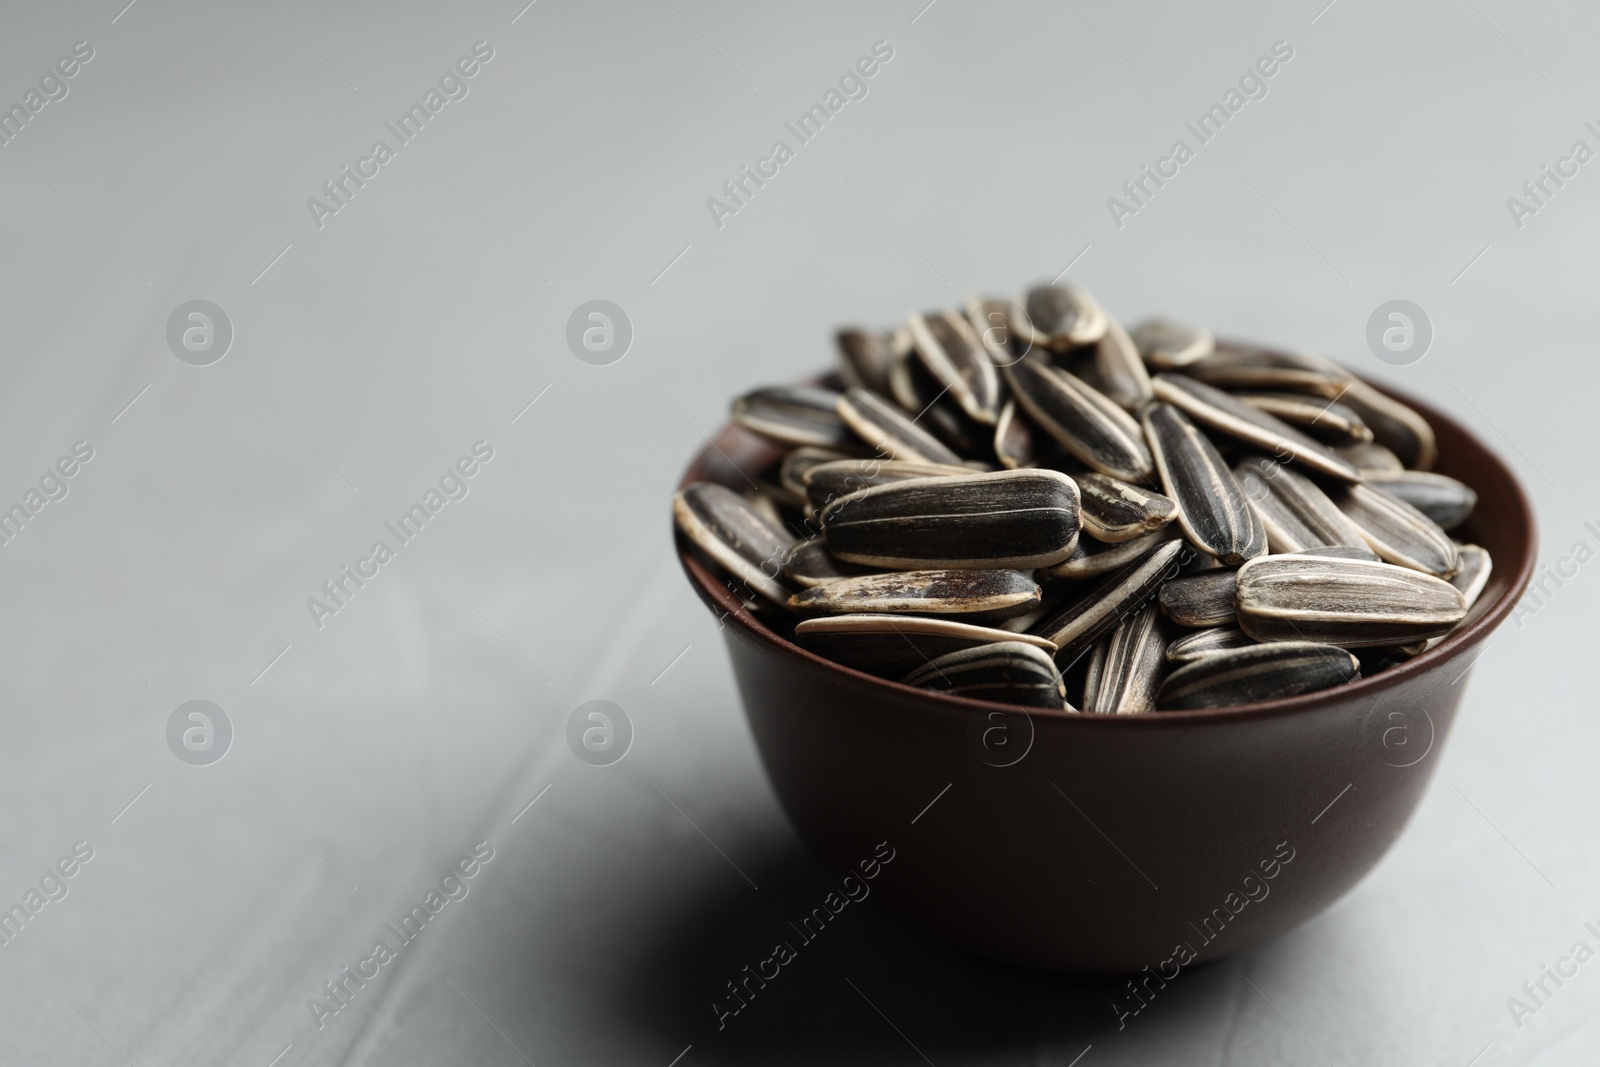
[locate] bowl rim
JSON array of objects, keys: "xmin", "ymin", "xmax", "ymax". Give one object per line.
[{"xmin": 674, "ymin": 354, "xmax": 1538, "ymax": 727}]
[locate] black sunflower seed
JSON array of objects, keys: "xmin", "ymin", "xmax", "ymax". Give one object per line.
[
  {"xmin": 789, "ymin": 568, "xmax": 1041, "ymax": 623},
  {"xmin": 835, "ymin": 328, "xmax": 899, "ymax": 396},
  {"xmin": 1232, "ymin": 455, "xmax": 1378, "ymax": 558},
  {"xmin": 1338, "ymin": 379, "xmax": 1437, "ymax": 470},
  {"xmin": 901, "ymin": 640, "xmax": 1068, "ymax": 709},
  {"xmin": 1129, "ymin": 317, "xmax": 1214, "ymax": 370},
  {"xmin": 1004, "ymin": 357, "xmax": 1154, "ymax": 482},
  {"xmin": 674, "ymin": 482, "xmax": 796, "ymax": 605},
  {"xmin": 1361, "ymin": 471, "xmax": 1477, "ymax": 531},
  {"xmin": 994, "ymin": 400, "xmax": 1042, "ymax": 470},
  {"xmin": 1021, "ymin": 283, "xmax": 1108, "ymax": 350},
  {"xmin": 1235, "ymin": 555, "xmax": 1467, "ymax": 648},
  {"xmin": 1234, "ymin": 392, "xmax": 1372, "ymax": 444},
  {"xmin": 836, "ymin": 387, "xmax": 966, "ymax": 466},
  {"xmin": 1449, "ymin": 544, "xmax": 1493, "ymax": 610},
  {"xmin": 1080, "ymin": 318, "xmax": 1154, "ymax": 411},
  {"xmin": 1156, "ymin": 642, "xmax": 1360, "ymax": 710},
  {"xmin": 1143, "ymin": 403, "xmax": 1267, "ymax": 565},
  {"xmin": 1045, "ymin": 525, "xmax": 1178, "ymax": 580},
  {"xmin": 1030, "ymin": 538, "xmax": 1186, "ymax": 665},
  {"xmin": 803, "ymin": 458, "xmax": 971, "ymax": 512},
  {"xmin": 1084, "ymin": 603, "xmax": 1167, "ymax": 714},
  {"xmin": 965, "ymin": 297, "xmax": 1033, "ymax": 368},
  {"xmin": 1151, "ymin": 374, "xmax": 1362, "ymax": 483},
  {"xmin": 731, "ymin": 385, "xmax": 852, "ymax": 448},
  {"xmin": 1335, "ymin": 440, "xmax": 1405, "ymax": 473},
  {"xmin": 793, "ymin": 614, "xmax": 1056, "ymax": 676},
  {"xmin": 1157, "ymin": 570, "xmax": 1238, "ymax": 628},
  {"xmin": 1077, "ymin": 471, "xmax": 1177, "ymax": 543},
  {"xmin": 782, "ymin": 537, "xmax": 877, "ymax": 587},
  {"xmin": 1334, "ymin": 483, "xmax": 1461, "ymax": 577},
  {"xmin": 780, "ymin": 446, "xmax": 863, "ymax": 502},
  {"xmin": 907, "ymin": 310, "xmax": 1002, "ymax": 424},
  {"xmin": 1184, "ymin": 345, "xmax": 1352, "ymax": 398},
  {"xmin": 1165, "ymin": 626, "xmax": 1256, "ymax": 663}
]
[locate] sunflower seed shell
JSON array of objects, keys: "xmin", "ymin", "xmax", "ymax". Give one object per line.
[
  {"xmin": 901, "ymin": 641, "xmax": 1068, "ymax": 709},
  {"xmin": 1152, "ymin": 374, "xmax": 1362, "ymax": 483},
  {"xmin": 1085, "ymin": 603, "xmax": 1167, "ymax": 714},
  {"xmin": 1335, "ymin": 483, "xmax": 1461, "ymax": 577},
  {"xmin": 674, "ymin": 482, "xmax": 796, "ymax": 605},
  {"xmin": 794, "ymin": 615, "xmax": 1056, "ymax": 676},
  {"xmin": 1165, "ymin": 626, "xmax": 1257, "ymax": 663},
  {"xmin": 1157, "ymin": 642, "xmax": 1360, "ymax": 710},
  {"xmin": 1077, "ymin": 471, "xmax": 1177, "ymax": 543},
  {"xmin": 907, "ymin": 310, "xmax": 1001, "ymax": 424},
  {"xmin": 1232, "ymin": 455, "xmax": 1378, "ymax": 558},
  {"xmin": 1030, "ymin": 538, "xmax": 1186, "ymax": 665},
  {"xmin": 1158, "ymin": 570, "xmax": 1238, "ymax": 628},
  {"xmin": 789, "ymin": 568, "xmax": 1041, "ymax": 622},
  {"xmin": 1005, "ymin": 358, "xmax": 1154, "ymax": 482},
  {"xmin": 1361, "ymin": 471, "xmax": 1477, "ymax": 531},
  {"xmin": 1235, "ymin": 392, "xmax": 1372, "ymax": 443},
  {"xmin": 1130, "ymin": 317, "xmax": 1214, "ymax": 370},
  {"xmin": 731, "ymin": 385, "xmax": 852, "ymax": 448},
  {"xmin": 836, "ymin": 387, "xmax": 966, "ymax": 466},
  {"xmin": 1235, "ymin": 555, "xmax": 1467, "ymax": 648},
  {"xmin": 1021, "ymin": 283, "xmax": 1108, "ymax": 349},
  {"xmin": 1143, "ymin": 403, "xmax": 1267, "ymax": 565}
]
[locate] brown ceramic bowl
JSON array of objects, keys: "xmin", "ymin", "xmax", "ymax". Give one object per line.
[{"xmin": 674, "ymin": 358, "xmax": 1535, "ymax": 973}]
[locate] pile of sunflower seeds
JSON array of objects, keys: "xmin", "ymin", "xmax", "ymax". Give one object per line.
[{"xmin": 674, "ymin": 282, "xmax": 1491, "ymax": 713}]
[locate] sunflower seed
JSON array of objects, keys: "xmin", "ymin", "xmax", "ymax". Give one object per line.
[
  {"xmin": 1045, "ymin": 525, "xmax": 1178, "ymax": 579},
  {"xmin": 793, "ymin": 614, "xmax": 1056, "ymax": 675},
  {"xmin": 1339, "ymin": 378, "xmax": 1437, "ymax": 470},
  {"xmin": 803, "ymin": 458, "xmax": 971, "ymax": 512},
  {"xmin": 1077, "ymin": 471, "xmax": 1177, "ymax": 543},
  {"xmin": 1084, "ymin": 603, "xmax": 1167, "ymax": 714},
  {"xmin": 1151, "ymin": 374, "xmax": 1362, "ymax": 483},
  {"xmin": 1082, "ymin": 636, "xmax": 1109, "ymax": 708},
  {"xmin": 835, "ymin": 328, "xmax": 899, "ymax": 396},
  {"xmin": 780, "ymin": 446, "xmax": 862, "ymax": 502},
  {"xmin": 820, "ymin": 469, "xmax": 1082, "ymax": 570},
  {"xmin": 1335, "ymin": 482, "xmax": 1460, "ymax": 577},
  {"xmin": 1143, "ymin": 403, "xmax": 1267, "ymax": 565},
  {"xmin": 1232, "ymin": 455, "xmax": 1378, "ymax": 558},
  {"xmin": 1449, "ymin": 544, "xmax": 1493, "ymax": 610},
  {"xmin": 1235, "ymin": 555, "xmax": 1467, "ymax": 647},
  {"xmin": 1166, "ymin": 626, "xmax": 1256, "ymax": 663},
  {"xmin": 1021, "ymin": 283, "xmax": 1108, "ymax": 349},
  {"xmin": 1361, "ymin": 471, "xmax": 1477, "ymax": 531},
  {"xmin": 1234, "ymin": 392, "xmax": 1372, "ymax": 443},
  {"xmin": 1156, "ymin": 642, "xmax": 1360, "ymax": 710},
  {"xmin": 783, "ymin": 537, "xmax": 876, "ymax": 587},
  {"xmin": 1030, "ymin": 538, "xmax": 1186, "ymax": 665},
  {"xmin": 1080, "ymin": 317, "xmax": 1154, "ymax": 411},
  {"xmin": 1185, "ymin": 345, "xmax": 1352, "ymax": 398},
  {"xmin": 1158, "ymin": 570, "xmax": 1238, "ymax": 628},
  {"xmin": 789, "ymin": 568, "xmax": 1041, "ymax": 622},
  {"xmin": 1130, "ymin": 317, "xmax": 1214, "ymax": 370},
  {"xmin": 674, "ymin": 482, "xmax": 796, "ymax": 605},
  {"xmin": 994, "ymin": 400, "xmax": 1042, "ymax": 470},
  {"xmin": 886, "ymin": 352, "xmax": 990, "ymax": 456},
  {"xmin": 1280, "ymin": 544, "xmax": 1382, "ymax": 560},
  {"xmin": 902, "ymin": 641, "xmax": 1068, "ymax": 709},
  {"xmin": 907, "ymin": 310, "xmax": 1002, "ymax": 424},
  {"xmin": 731, "ymin": 385, "xmax": 852, "ymax": 448},
  {"xmin": 746, "ymin": 488, "xmax": 790, "ymax": 529},
  {"xmin": 966, "ymin": 297, "xmax": 1032, "ymax": 368},
  {"xmin": 836, "ymin": 387, "xmax": 966, "ymax": 466},
  {"xmin": 1335, "ymin": 440, "xmax": 1405, "ymax": 473},
  {"xmin": 1004, "ymin": 357, "xmax": 1155, "ymax": 482}
]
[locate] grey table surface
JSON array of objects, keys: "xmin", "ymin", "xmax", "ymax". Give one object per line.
[{"xmin": 1, "ymin": 0, "xmax": 1597, "ymax": 1063}]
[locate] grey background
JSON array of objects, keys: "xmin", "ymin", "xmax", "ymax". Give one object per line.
[{"xmin": 0, "ymin": 0, "xmax": 1594, "ymax": 1063}]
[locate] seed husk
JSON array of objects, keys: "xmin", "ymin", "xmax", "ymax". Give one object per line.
[
  {"xmin": 966, "ymin": 297, "xmax": 1032, "ymax": 368},
  {"xmin": 1235, "ymin": 555, "xmax": 1467, "ymax": 648},
  {"xmin": 1077, "ymin": 471, "xmax": 1177, "ymax": 543},
  {"xmin": 1449, "ymin": 544, "xmax": 1493, "ymax": 610},
  {"xmin": 1234, "ymin": 392, "xmax": 1372, "ymax": 443},
  {"xmin": 1045, "ymin": 525, "xmax": 1177, "ymax": 580},
  {"xmin": 780, "ymin": 446, "xmax": 862, "ymax": 502},
  {"xmin": 1080, "ymin": 317, "xmax": 1154, "ymax": 411},
  {"xmin": 820, "ymin": 469, "xmax": 1082, "ymax": 570},
  {"xmin": 901, "ymin": 640, "xmax": 1068, "ymax": 709},
  {"xmin": 1335, "ymin": 482, "xmax": 1461, "ymax": 577},
  {"xmin": 1232, "ymin": 455, "xmax": 1378, "ymax": 558},
  {"xmin": 1084, "ymin": 603, "xmax": 1167, "ymax": 714},
  {"xmin": 1143, "ymin": 403, "xmax": 1267, "ymax": 565},
  {"xmin": 1151, "ymin": 374, "xmax": 1362, "ymax": 483},
  {"xmin": 1158, "ymin": 570, "xmax": 1238, "ymax": 628},
  {"xmin": 746, "ymin": 488, "xmax": 790, "ymax": 529},
  {"xmin": 804, "ymin": 458, "xmax": 971, "ymax": 512},
  {"xmin": 783, "ymin": 537, "xmax": 876, "ymax": 587},
  {"xmin": 835, "ymin": 328, "xmax": 898, "ymax": 396},
  {"xmin": 731, "ymin": 385, "xmax": 852, "ymax": 448},
  {"xmin": 886, "ymin": 352, "xmax": 990, "ymax": 457},
  {"xmin": 794, "ymin": 614, "xmax": 1056, "ymax": 676},
  {"xmin": 907, "ymin": 310, "xmax": 1002, "ymax": 424},
  {"xmin": 1021, "ymin": 283, "xmax": 1108, "ymax": 349},
  {"xmin": 1130, "ymin": 317, "xmax": 1214, "ymax": 370},
  {"xmin": 836, "ymin": 387, "xmax": 966, "ymax": 466},
  {"xmin": 674, "ymin": 482, "xmax": 796, "ymax": 605},
  {"xmin": 1004, "ymin": 357, "xmax": 1154, "ymax": 482},
  {"xmin": 1157, "ymin": 642, "xmax": 1360, "ymax": 710},
  {"xmin": 1030, "ymin": 538, "xmax": 1186, "ymax": 665},
  {"xmin": 789, "ymin": 568, "xmax": 1041, "ymax": 622},
  {"xmin": 1360, "ymin": 471, "xmax": 1477, "ymax": 531},
  {"xmin": 1185, "ymin": 346, "xmax": 1352, "ymax": 398},
  {"xmin": 1335, "ymin": 440, "xmax": 1405, "ymax": 473},
  {"xmin": 1166, "ymin": 626, "xmax": 1256, "ymax": 663},
  {"xmin": 1082, "ymin": 636, "xmax": 1108, "ymax": 708},
  {"xmin": 1280, "ymin": 544, "xmax": 1383, "ymax": 560},
  {"xmin": 994, "ymin": 400, "xmax": 1041, "ymax": 470},
  {"xmin": 1339, "ymin": 378, "xmax": 1437, "ymax": 470}
]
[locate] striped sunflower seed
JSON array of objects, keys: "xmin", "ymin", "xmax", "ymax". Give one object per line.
[
  {"xmin": 1045, "ymin": 525, "xmax": 1177, "ymax": 580},
  {"xmin": 1335, "ymin": 440, "xmax": 1405, "ymax": 473},
  {"xmin": 674, "ymin": 482, "xmax": 795, "ymax": 605},
  {"xmin": 745, "ymin": 488, "xmax": 790, "ymax": 529},
  {"xmin": 803, "ymin": 458, "xmax": 971, "ymax": 512},
  {"xmin": 1234, "ymin": 392, "xmax": 1372, "ymax": 444},
  {"xmin": 1360, "ymin": 471, "xmax": 1477, "ymax": 531},
  {"xmin": 1158, "ymin": 570, "xmax": 1238, "ymax": 628},
  {"xmin": 1449, "ymin": 544, "xmax": 1493, "ymax": 610},
  {"xmin": 780, "ymin": 446, "xmax": 862, "ymax": 502},
  {"xmin": 1082, "ymin": 636, "xmax": 1108, "ymax": 708},
  {"xmin": 835, "ymin": 328, "xmax": 898, "ymax": 396},
  {"xmin": 1084, "ymin": 603, "xmax": 1167, "ymax": 714},
  {"xmin": 1077, "ymin": 471, "xmax": 1177, "ymax": 543},
  {"xmin": 1030, "ymin": 538, "xmax": 1186, "ymax": 665},
  {"xmin": 1151, "ymin": 374, "xmax": 1362, "ymax": 483},
  {"xmin": 994, "ymin": 400, "xmax": 1042, "ymax": 470},
  {"xmin": 1157, "ymin": 642, "xmax": 1360, "ymax": 710},
  {"xmin": 1235, "ymin": 555, "xmax": 1467, "ymax": 647},
  {"xmin": 1143, "ymin": 403, "xmax": 1267, "ymax": 565},
  {"xmin": 1130, "ymin": 317, "xmax": 1214, "ymax": 370},
  {"xmin": 1232, "ymin": 455, "xmax": 1378, "ymax": 558},
  {"xmin": 1004, "ymin": 357, "xmax": 1155, "ymax": 482},
  {"xmin": 1020, "ymin": 283, "xmax": 1108, "ymax": 350},
  {"xmin": 820, "ymin": 469, "xmax": 1081, "ymax": 570},
  {"xmin": 1339, "ymin": 378, "xmax": 1437, "ymax": 470},
  {"xmin": 966, "ymin": 297, "xmax": 1032, "ymax": 369},
  {"xmin": 886, "ymin": 351, "xmax": 990, "ymax": 457},
  {"xmin": 783, "ymin": 537, "xmax": 876, "ymax": 587},
  {"xmin": 1280, "ymin": 544, "xmax": 1383, "ymax": 560},
  {"xmin": 1185, "ymin": 346, "xmax": 1352, "ymax": 398},
  {"xmin": 794, "ymin": 615, "xmax": 1056, "ymax": 676},
  {"xmin": 902, "ymin": 641, "xmax": 1068, "ymax": 709},
  {"xmin": 1165, "ymin": 626, "xmax": 1256, "ymax": 663},
  {"xmin": 731, "ymin": 385, "xmax": 852, "ymax": 448},
  {"xmin": 836, "ymin": 387, "xmax": 966, "ymax": 466},
  {"xmin": 789, "ymin": 568, "xmax": 1041, "ymax": 623},
  {"xmin": 1080, "ymin": 317, "xmax": 1154, "ymax": 412},
  {"xmin": 907, "ymin": 310, "xmax": 1002, "ymax": 424},
  {"xmin": 1335, "ymin": 483, "xmax": 1460, "ymax": 577}
]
